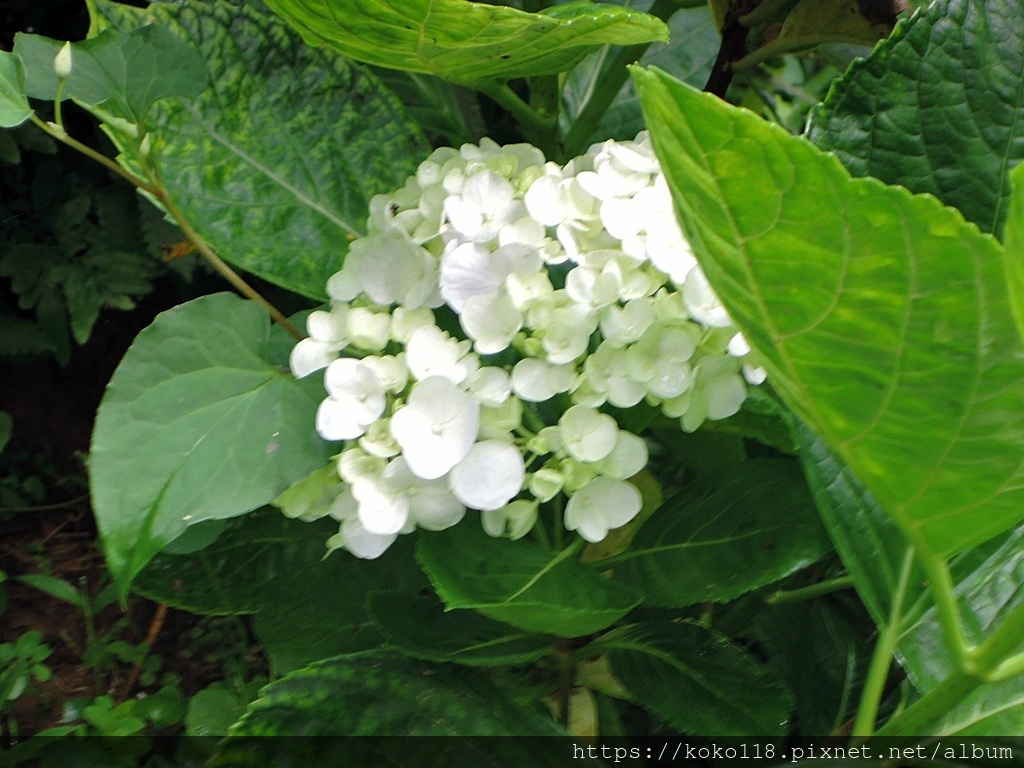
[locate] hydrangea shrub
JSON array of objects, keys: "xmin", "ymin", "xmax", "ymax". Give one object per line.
[{"xmin": 5, "ymin": 0, "xmax": 1024, "ymax": 746}]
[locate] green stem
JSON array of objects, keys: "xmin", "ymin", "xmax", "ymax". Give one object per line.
[
  {"xmin": 557, "ymin": 651, "xmax": 575, "ymax": 729},
  {"xmin": 30, "ymin": 115, "xmax": 159, "ymax": 196},
  {"xmin": 475, "ymin": 80, "xmax": 557, "ymax": 140},
  {"xmin": 852, "ymin": 549, "xmax": 914, "ymax": 737},
  {"xmin": 971, "ymin": 598, "xmax": 1024, "ymax": 679},
  {"xmin": 552, "ymin": 494, "xmax": 564, "ymax": 551},
  {"xmin": 158, "ymin": 194, "xmax": 304, "ymax": 341},
  {"xmin": 561, "ymin": 0, "xmax": 677, "ymax": 160},
  {"xmin": 764, "ymin": 575, "xmax": 853, "ymax": 604},
  {"xmin": 875, "ymin": 670, "xmax": 978, "ymax": 736},
  {"xmin": 918, "ymin": 551, "xmax": 971, "ymax": 669},
  {"xmin": 53, "ymin": 80, "xmax": 66, "ymax": 130}
]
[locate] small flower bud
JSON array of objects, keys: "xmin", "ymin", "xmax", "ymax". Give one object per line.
[{"xmin": 53, "ymin": 42, "xmax": 73, "ymax": 79}]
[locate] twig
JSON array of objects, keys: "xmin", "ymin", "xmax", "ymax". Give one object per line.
[
  {"xmin": 119, "ymin": 602, "xmax": 168, "ymax": 702},
  {"xmin": 703, "ymin": 1, "xmax": 758, "ymax": 98}
]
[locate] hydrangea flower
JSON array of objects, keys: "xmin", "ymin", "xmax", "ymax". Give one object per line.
[{"xmin": 280, "ymin": 134, "xmax": 765, "ymax": 558}]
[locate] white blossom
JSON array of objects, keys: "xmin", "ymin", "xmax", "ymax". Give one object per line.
[
  {"xmin": 450, "ymin": 440, "xmax": 526, "ymax": 511},
  {"xmin": 564, "ymin": 477, "xmax": 642, "ymax": 543},
  {"xmin": 390, "ymin": 376, "xmax": 480, "ymax": 480}
]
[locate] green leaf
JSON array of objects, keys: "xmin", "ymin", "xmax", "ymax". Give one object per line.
[
  {"xmin": 416, "ymin": 522, "xmax": 641, "ymax": 637},
  {"xmin": 261, "ymin": 0, "xmax": 668, "ymax": 83},
  {"xmin": 792, "ymin": 418, "xmax": 1024, "ymax": 693},
  {"xmin": 1004, "ymin": 163, "xmax": 1024, "ymax": 341},
  {"xmin": 134, "ymin": 510, "xmax": 426, "ymax": 674},
  {"xmin": 562, "ymin": 2, "xmax": 719, "ymax": 144},
  {"xmin": 229, "ymin": 652, "xmax": 566, "ymax": 737},
  {"xmin": 806, "ymin": 0, "xmax": 1024, "ymax": 236},
  {"xmin": 90, "ymin": 293, "xmax": 330, "ymax": 593},
  {"xmin": 366, "ymin": 591, "xmax": 553, "ymax": 667},
  {"xmin": 637, "ymin": 68, "xmax": 1024, "ymax": 560},
  {"xmin": 612, "ymin": 459, "xmax": 832, "ymax": 607},
  {"xmin": 14, "ymin": 26, "xmax": 206, "ymax": 123},
  {"xmin": 755, "ymin": 599, "xmax": 872, "ymax": 735},
  {"xmin": 186, "ymin": 684, "xmax": 249, "ymax": 736},
  {"xmin": 0, "ymin": 52, "xmax": 32, "ymax": 128},
  {"xmin": 16, "ymin": 575, "xmax": 87, "ymax": 610},
  {"xmin": 89, "ymin": 0, "xmax": 427, "ymax": 299},
  {"xmin": 595, "ymin": 622, "xmax": 793, "ymax": 736}
]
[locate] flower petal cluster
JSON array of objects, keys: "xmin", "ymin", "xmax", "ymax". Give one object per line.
[{"xmin": 283, "ymin": 135, "xmax": 765, "ymax": 558}]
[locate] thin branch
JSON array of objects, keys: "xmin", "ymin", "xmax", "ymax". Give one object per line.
[{"xmin": 703, "ymin": 1, "xmax": 758, "ymax": 98}]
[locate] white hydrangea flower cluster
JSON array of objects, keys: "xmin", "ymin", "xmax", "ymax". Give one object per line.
[{"xmin": 286, "ymin": 134, "xmax": 765, "ymax": 559}]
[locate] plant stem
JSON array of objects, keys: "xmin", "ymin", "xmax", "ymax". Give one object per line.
[
  {"xmin": 158, "ymin": 195, "xmax": 304, "ymax": 341},
  {"xmin": 561, "ymin": 0, "xmax": 677, "ymax": 160},
  {"xmin": 53, "ymin": 80, "xmax": 66, "ymax": 130},
  {"xmin": 971, "ymin": 598, "xmax": 1024, "ymax": 680},
  {"xmin": 475, "ymin": 80, "xmax": 557, "ymax": 141},
  {"xmin": 918, "ymin": 550, "xmax": 971, "ymax": 669},
  {"xmin": 764, "ymin": 575, "xmax": 853, "ymax": 604},
  {"xmin": 30, "ymin": 115, "xmax": 160, "ymax": 196},
  {"xmin": 852, "ymin": 549, "xmax": 914, "ymax": 737},
  {"xmin": 557, "ymin": 650, "xmax": 575, "ymax": 729},
  {"xmin": 705, "ymin": 0, "xmax": 768, "ymax": 97}
]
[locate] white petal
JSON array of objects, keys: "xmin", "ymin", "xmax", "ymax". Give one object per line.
[
  {"xmin": 564, "ymin": 478, "xmax": 641, "ymax": 543},
  {"xmin": 316, "ymin": 398, "xmax": 367, "ymax": 441},
  {"xmin": 338, "ymin": 517, "xmax": 397, "ymax": 559},
  {"xmin": 468, "ymin": 367, "xmax": 512, "ymax": 407},
  {"xmin": 595, "ymin": 432, "xmax": 648, "ymax": 480},
  {"xmin": 409, "ymin": 482, "xmax": 466, "ymax": 531},
  {"xmin": 355, "ymin": 475, "xmax": 410, "ymax": 535},
  {"xmin": 462, "ymin": 293, "xmax": 522, "ymax": 355},
  {"xmin": 559, "ymin": 405, "xmax": 619, "ymax": 463},
  {"xmin": 440, "ymin": 242, "xmax": 502, "ymax": 311},
  {"xmin": 705, "ymin": 374, "xmax": 747, "ymax": 420},
  {"xmin": 289, "ymin": 338, "xmax": 336, "ymax": 379},
  {"xmin": 450, "ymin": 440, "xmax": 526, "ymax": 511},
  {"xmin": 512, "ymin": 358, "xmax": 556, "ymax": 401},
  {"xmin": 390, "ymin": 376, "xmax": 480, "ymax": 479},
  {"xmin": 683, "ymin": 268, "xmax": 732, "ymax": 328}
]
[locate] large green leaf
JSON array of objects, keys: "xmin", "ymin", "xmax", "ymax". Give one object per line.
[
  {"xmin": 792, "ymin": 393, "xmax": 1024, "ymax": 680},
  {"xmin": 14, "ymin": 26, "xmax": 206, "ymax": 123},
  {"xmin": 89, "ymin": 0, "xmax": 427, "ymax": 299},
  {"xmin": 611, "ymin": 459, "xmax": 832, "ymax": 606},
  {"xmin": 416, "ymin": 521, "xmax": 641, "ymax": 637},
  {"xmin": 636, "ymin": 68, "xmax": 1024, "ymax": 560},
  {"xmin": 135, "ymin": 510, "xmax": 427, "ymax": 674},
  {"xmin": 755, "ymin": 599, "xmax": 872, "ymax": 736},
  {"xmin": 1004, "ymin": 163, "xmax": 1024, "ymax": 342},
  {"xmin": 562, "ymin": 2, "xmax": 719, "ymax": 144},
  {"xmin": 0, "ymin": 51, "xmax": 32, "ymax": 128},
  {"xmin": 261, "ymin": 0, "xmax": 668, "ymax": 84},
  {"xmin": 806, "ymin": 0, "xmax": 1024, "ymax": 236},
  {"xmin": 594, "ymin": 622, "xmax": 793, "ymax": 736},
  {"xmin": 90, "ymin": 293, "xmax": 330, "ymax": 592},
  {"xmin": 367, "ymin": 591, "xmax": 553, "ymax": 667},
  {"xmin": 229, "ymin": 652, "xmax": 567, "ymax": 739}
]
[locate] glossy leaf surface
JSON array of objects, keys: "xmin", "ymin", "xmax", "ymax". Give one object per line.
[
  {"xmin": 90, "ymin": 293, "xmax": 329, "ymax": 591},
  {"xmin": 807, "ymin": 0, "xmax": 1024, "ymax": 236},
  {"xmin": 597, "ymin": 622, "xmax": 793, "ymax": 735},
  {"xmin": 637, "ymin": 68, "xmax": 1024, "ymax": 560},
  {"xmin": 612, "ymin": 459, "xmax": 831, "ymax": 606},
  {"xmin": 417, "ymin": 522, "xmax": 640, "ymax": 638},
  {"xmin": 89, "ymin": 0, "xmax": 427, "ymax": 299},
  {"xmin": 261, "ymin": 0, "xmax": 667, "ymax": 83},
  {"xmin": 367, "ymin": 591, "xmax": 552, "ymax": 667}
]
